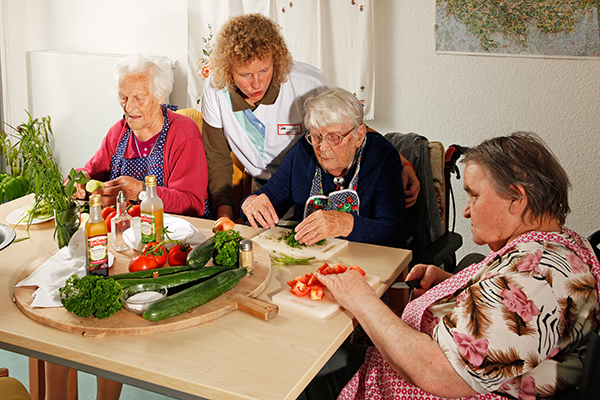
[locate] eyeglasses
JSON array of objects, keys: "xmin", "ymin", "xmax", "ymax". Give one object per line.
[{"xmin": 306, "ymin": 126, "xmax": 356, "ymax": 147}]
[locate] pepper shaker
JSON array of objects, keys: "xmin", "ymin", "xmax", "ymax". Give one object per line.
[{"xmin": 239, "ymin": 239, "xmax": 254, "ymax": 276}]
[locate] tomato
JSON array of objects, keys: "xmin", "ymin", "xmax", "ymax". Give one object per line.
[
  {"xmin": 127, "ymin": 204, "xmax": 141, "ymax": 218},
  {"xmin": 168, "ymin": 243, "xmax": 192, "ymax": 266},
  {"xmin": 142, "ymin": 242, "xmax": 167, "ymax": 267},
  {"xmin": 310, "ymin": 286, "xmax": 324, "ymax": 300},
  {"xmin": 105, "ymin": 210, "xmax": 117, "ymax": 233},
  {"xmin": 128, "ymin": 255, "xmax": 159, "ymax": 272},
  {"xmin": 290, "ymin": 281, "xmax": 309, "ymax": 297},
  {"xmin": 350, "ymin": 265, "xmax": 366, "ymax": 276},
  {"xmin": 332, "ymin": 263, "xmax": 348, "ymax": 274},
  {"xmin": 288, "ymin": 262, "xmax": 367, "ymax": 300},
  {"xmin": 317, "ymin": 262, "xmax": 330, "ymax": 274},
  {"xmin": 101, "ymin": 206, "xmax": 116, "ymax": 220}
]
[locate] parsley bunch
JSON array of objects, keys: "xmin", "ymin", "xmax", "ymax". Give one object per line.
[
  {"xmin": 213, "ymin": 229, "xmax": 243, "ymax": 267},
  {"xmin": 59, "ymin": 274, "xmax": 123, "ymax": 319}
]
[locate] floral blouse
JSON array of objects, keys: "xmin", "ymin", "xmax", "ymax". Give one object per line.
[{"xmin": 339, "ymin": 230, "xmax": 600, "ymax": 400}]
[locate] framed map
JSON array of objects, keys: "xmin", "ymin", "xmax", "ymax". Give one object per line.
[{"xmin": 436, "ymin": 0, "xmax": 600, "ymax": 57}]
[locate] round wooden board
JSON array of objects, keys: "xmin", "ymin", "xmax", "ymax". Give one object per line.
[{"xmin": 13, "ymin": 234, "xmax": 273, "ymax": 338}]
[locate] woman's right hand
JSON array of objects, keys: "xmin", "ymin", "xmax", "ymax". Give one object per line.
[
  {"xmin": 405, "ymin": 264, "xmax": 453, "ymax": 297},
  {"xmin": 241, "ymin": 193, "xmax": 279, "ymax": 229}
]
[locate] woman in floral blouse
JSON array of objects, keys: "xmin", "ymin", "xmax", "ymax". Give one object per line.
[{"xmin": 310, "ymin": 132, "xmax": 600, "ymax": 400}]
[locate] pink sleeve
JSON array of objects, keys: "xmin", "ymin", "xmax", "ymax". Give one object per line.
[{"xmin": 158, "ymin": 112, "xmax": 209, "ymax": 217}]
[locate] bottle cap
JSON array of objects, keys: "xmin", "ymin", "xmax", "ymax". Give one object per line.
[
  {"xmin": 239, "ymin": 239, "xmax": 253, "ymax": 251},
  {"xmin": 89, "ymin": 194, "xmax": 101, "ymax": 207},
  {"xmin": 145, "ymin": 175, "xmax": 157, "ymax": 187},
  {"xmin": 117, "ymin": 190, "xmax": 126, "ymax": 203}
]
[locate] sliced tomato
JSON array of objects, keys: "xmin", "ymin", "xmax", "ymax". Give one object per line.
[
  {"xmin": 127, "ymin": 204, "xmax": 141, "ymax": 218},
  {"xmin": 332, "ymin": 263, "xmax": 348, "ymax": 274},
  {"xmin": 142, "ymin": 242, "xmax": 167, "ymax": 267},
  {"xmin": 291, "ymin": 281, "xmax": 309, "ymax": 297},
  {"xmin": 310, "ymin": 285, "xmax": 324, "ymax": 300},
  {"xmin": 105, "ymin": 210, "xmax": 117, "ymax": 233},
  {"xmin": 317, "ymin": 262, "xmax": 330, "ymax": 274},
  {"xmin": 101, "ymin": 206, "xmax": 116, "ymax": 220},
  {"xmin": 168, "ymin": 243, "xmax": 191, "ymax": 266},
  {"xmin": 128, "ymin": 255, "xmax": 159, "ymax": 272},
  {"xmin": 350, "ymin": 265, "xmax": 367, "ymax": 276}
]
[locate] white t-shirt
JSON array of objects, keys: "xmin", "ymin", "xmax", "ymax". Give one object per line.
[{"xmin": 199, "ymin": 61, "xmax": 328, "ymax": 180}]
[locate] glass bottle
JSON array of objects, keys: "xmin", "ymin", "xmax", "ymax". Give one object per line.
[
  {"xmin": 239, "ymin": 239, "xmax": 254, "ymax": 276},
  {"xmin": 140, "ymin": 175, "xmax": 164, "ymax": 244},
  {"xmin": 85, "ymin": 194, "xmax": 109, "ymax": 276},
  {"xmin": 111, "ymin": 190, "xmax": 133, "ymax": 251}
]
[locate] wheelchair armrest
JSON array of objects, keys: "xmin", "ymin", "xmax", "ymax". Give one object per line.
[{"xmin": 412, "ymin": 232, "xmax": 462, "ymax": 267}]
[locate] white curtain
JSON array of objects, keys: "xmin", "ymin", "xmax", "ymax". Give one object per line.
[{"xmin": 187, "ymin": 0, "xmax": 375, "ymax": 119}]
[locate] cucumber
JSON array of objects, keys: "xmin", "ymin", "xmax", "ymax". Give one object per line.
[
  {"xmin": 111, "ymin": 264, "xmax": 194, "ymax": 280},
  {"xmin": 116, "ymin": 266, "xmax": 234, "ymax": 290},
  {"xmin": 142, "ymin": 267, "xmax": 247, "ymax": 321},
  {"xmin": 186, "ymin": 236, "xmax": 215, "ymax": 268}
]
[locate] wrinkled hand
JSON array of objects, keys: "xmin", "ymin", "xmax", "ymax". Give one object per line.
[
  {"xmin": 294, "ymin": 210, "xmax": 354, "ymax": 246},
  {"xmin": 73, "ymin": 171, "xmax": 91, "ymax": 200},
  {"xmin": 405, "ymin": 263, "xmax": 453, "ymax": 298},
  {"xmin": 402, "ymin": 164, "xmax": 420, "ymax": 208},
  {"xmin": 316, "ymin": 270, "xmax": 377, "ymax": 312},
  {"xmin": 241, "ymin": 194, "xmax": 279, "ymax": 229},
  {"xmin": 94, "ymin": 176, "xmax": 144, "ymax": 207}
]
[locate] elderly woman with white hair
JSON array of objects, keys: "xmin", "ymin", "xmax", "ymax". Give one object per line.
[
  {"xmin": 75, "ymin": 53, "xmax": 209, "ymax": 217},
  {"xmin": 241, "ymin": 87, "xmax": 406, "ymax": 248}
]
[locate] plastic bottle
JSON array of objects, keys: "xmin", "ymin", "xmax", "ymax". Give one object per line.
[
  {"xmin": 239, "ymin": 239, "xmax": 254, "ymax": 276},
  {"xmin": 140, "ymin": 175, "xmax": 164, "ymax": 244},
  {"xmin": 111, "ymin": 190, "xmax": 133, "ymax": 251},
  {"xmin": 85, "ymin": 194, "xmax": 109, "ymax": 276}
]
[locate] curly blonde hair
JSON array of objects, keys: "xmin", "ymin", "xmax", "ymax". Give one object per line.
[{"xmin": 211, "ymin": 14, "xmax": 293, "ymax": 90}]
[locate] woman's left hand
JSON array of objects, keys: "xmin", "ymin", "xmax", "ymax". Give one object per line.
[
  {"xmin": 94, "ymin": 176, "xmax": 144, "ymax": 206},
  {"xmin": 294, "ymin": 210, "xmax": 353, "ymax": 245}
]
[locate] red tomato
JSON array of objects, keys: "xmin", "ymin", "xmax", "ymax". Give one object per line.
[
  {"xmin": 332, "ymin": 263, "xmax": 347, "ymax": 274},
  {"xmin": 350, "ymin": 265, "xmax": 366, "ymax": 276},
  {"xmin": 127, "ymin": 204, "xmax": 141, "ymax": 218},
  {"xmin": 288, "ymin": 262, "xmax": 367, "ymax": 300},
  {"xmin": 101, "ymin": 206, "xmax": 116, "ymax": 220},
  {"xmin": 168, "ymin": 243, "xmax": 191, "ymax": 266},
  {"xmin": 290, "ymin": 281, "xmax": 309, "ymax": 297},
  {"xmin": 128, "ymin": 255, "xmax": 159, "ymax": 272},
  {"xmin": 310, "ymin": 286, "xmax": 324, "ymax": 300},
  {"xmin": 105, "ymin": 210, "xmax": 117, "ymax": 233},
  {"xmin": 142, "ymin": 242, "xmax": 167, "ymax": 267}
]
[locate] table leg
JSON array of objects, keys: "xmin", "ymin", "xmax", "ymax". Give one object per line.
[{"xmin": 28, "ymin": 358, "xmax": 45, "ymax": 400}]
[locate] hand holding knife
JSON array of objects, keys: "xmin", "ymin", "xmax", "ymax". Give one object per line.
[{"xmin": 390, "ymin": 279, "xmax": 422, "ymax": 290}]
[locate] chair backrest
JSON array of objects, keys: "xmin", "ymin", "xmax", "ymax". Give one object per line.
[
  {"xmin": 579, "ymin": 330, "xmax": 600, "ymax": 400},
  {"xmin": 175, "ymin": 108, "xmax": 251, "ymax": 220},
  {"xmin": 588, "ymin": 230, "xmax": 600, "ymax": 261}
]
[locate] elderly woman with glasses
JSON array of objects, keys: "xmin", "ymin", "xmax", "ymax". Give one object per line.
[{"xmin": 241, "ymin": 87, "xmax": 406, "ymax": 248}]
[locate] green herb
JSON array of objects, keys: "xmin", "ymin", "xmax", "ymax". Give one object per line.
[
  {"xmin": 213, "ymin": 229, "xmax": 243, "ymax": 267},
  {"xmin": 269, "ymin": 252, "xmax": 316, "ymax": 266},
  {"xmin": 59, "ymin": 274, "xmax": 123, "ymax": 319},
  {"xmin": 278, "ymin": 230, "xmax": 326, "ymax": 248}
]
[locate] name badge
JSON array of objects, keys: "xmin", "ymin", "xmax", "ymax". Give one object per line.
[{"xmin": 278, "ymin": 124, "xmax": 302, "ymax": 135}]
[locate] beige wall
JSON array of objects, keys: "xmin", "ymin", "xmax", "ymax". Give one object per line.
[{"xmin": 2, "ymin": 0, "xmax": 599, "ymax": 260}]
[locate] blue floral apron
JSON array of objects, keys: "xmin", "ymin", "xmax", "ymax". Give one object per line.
[{"xmin": 303, "ymin": 137, "xmax": 367, "ymax": 219}]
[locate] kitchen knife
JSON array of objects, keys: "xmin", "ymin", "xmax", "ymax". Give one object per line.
[{"xmin": 390, "ymin": 279, "xmax": 422, "ymax": 290}]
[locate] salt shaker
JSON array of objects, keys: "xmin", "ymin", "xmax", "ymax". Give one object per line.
[
  {"xmin": 111, "ymin": 190, "xmax": 133, "ymax": 251},
  {"xmin": 239, "ymin": 239, "xmax": 254, "ymax": 276}
]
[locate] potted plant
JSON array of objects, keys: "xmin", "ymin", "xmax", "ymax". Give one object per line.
[{"xmin": 0, "ymin": 111, "xmax": 88, "ymax": 248}]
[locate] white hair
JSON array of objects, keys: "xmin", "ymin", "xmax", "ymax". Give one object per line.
[{"xmin": 114, "ymin": 54, "xmax": 173, "ymax": 102}]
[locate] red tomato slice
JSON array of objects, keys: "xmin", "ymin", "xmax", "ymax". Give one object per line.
[
  {"xmin": 310, "ymin": 286, "xmax": 324, "ymax": 300},
  {"xmin": 350, "ymin": 265, "xmax": 367, "ymax": 276},
  {"xmin": 167, "ymin": 243, "xmax": 191, "ymax": 266},
  {"xmin": 142, "ymin": 242, "xmax": 167, "ymax": 267},
  {"xmin": 317, "ymin": 262, "xmax": 330, "ymax": 274},
  {"xmin": 291, "ymin": 281, "xmax": 309, "ymax": 297},
  {"xmin": 332, "ymin": 263, "xmax": 348, "ymax": 274},
  {"xmin": 128, "ymin": 255, "xmax": 159, "ymax": 272},
  {"xmin": 101, "ymin": 206, "xmax": 116, "ymax": 220}
]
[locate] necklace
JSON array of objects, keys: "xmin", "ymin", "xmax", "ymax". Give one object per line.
[
  {"xmin": 134, "ymin": 133, "xmax": 158, "ymax": 158},
  {"xmin": 333, "ymin": 176, "xmax": 345, "ymax": 189}
]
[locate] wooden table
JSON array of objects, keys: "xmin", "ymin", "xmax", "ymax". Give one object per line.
[{"xmin": 0, "ymin": 195, "xmax": 411, "ymax": 400}]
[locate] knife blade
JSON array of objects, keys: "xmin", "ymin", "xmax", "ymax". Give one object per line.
[{"xmin": 390, "ymin": 279, "xmax": 422, "ymax": 290}]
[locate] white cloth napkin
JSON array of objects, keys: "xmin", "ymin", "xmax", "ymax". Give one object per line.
[
  {"xmin": 15, "ymin": 228, "xmax": 114, "ymax": 308},
  {"xmin": 123, "ymin": 214, "xmax": 205, "ymax": 252}
]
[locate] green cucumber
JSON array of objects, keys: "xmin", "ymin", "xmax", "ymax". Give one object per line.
[
  {"xmin": 111, "ymin": 264, "xmax": 194, "ymax": 280},
  {"xmin": 186, "ymin": 236, "xmax": 215, "ymax": 268},
  {"xmin": 116, "ymin": 266, "xmax": 234, "ymax": 290},
  {"xmin": 143, "ymin": 267, "xmax": 247, "ymax": 321}
]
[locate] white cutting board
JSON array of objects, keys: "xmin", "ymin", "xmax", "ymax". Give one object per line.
[
  {"xmin": 271, "ymin": 274, "xmax": 380, "ymax": 318},
  {"xmin": 252, "ymin": 226, "xmax": 349, "ymax": 261}
]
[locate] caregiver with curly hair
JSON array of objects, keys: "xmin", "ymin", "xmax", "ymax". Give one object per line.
[{"xmin": 304, "ymin": 132, "xmax": 600, "ymax": 400}]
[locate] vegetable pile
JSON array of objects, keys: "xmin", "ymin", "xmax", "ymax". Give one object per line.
[
  {"xmin": 287, "ymin": 262, "xmax": 366, "ymax": 301},
  {"xmin": 59, "ymin": 274, "xmax": 123, "ymax": 319},
  {"xmin": 279, "ymin": 229, "xmax": 326, "ymax": 248},
  {"xmin": 213, "ymin": 229, "xmax": 243, "ymax": 267}
]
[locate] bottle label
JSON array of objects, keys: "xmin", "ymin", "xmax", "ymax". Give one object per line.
[
  {"xmin": 87, "ymin": 234, "xmax": 109, "ymax": 271},
  {"xmin": 141, "ymin": 211, "xmax": 156, "ymax": 243}
]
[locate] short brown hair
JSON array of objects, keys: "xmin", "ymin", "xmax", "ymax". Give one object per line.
[
  {"xmin": 462, "ymin": 132, "xmax": 571, "ymax": 225},
  {"xmin": 211, "ymin": 14, "xmax": 293, "ymax": 90}
]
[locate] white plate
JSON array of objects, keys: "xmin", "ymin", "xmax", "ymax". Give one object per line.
[
  {"xmin": 0, "ymin": 223, "xmax": 16, "ymax": 251},
  {"xmin": 6, "ymin": 205, "xmax": 54, "ymax": 226}
]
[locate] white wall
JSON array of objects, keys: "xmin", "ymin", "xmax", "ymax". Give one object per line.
[{"xmin": 1, "ymin": 0, "xmax": 599, "ymax": 260}]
